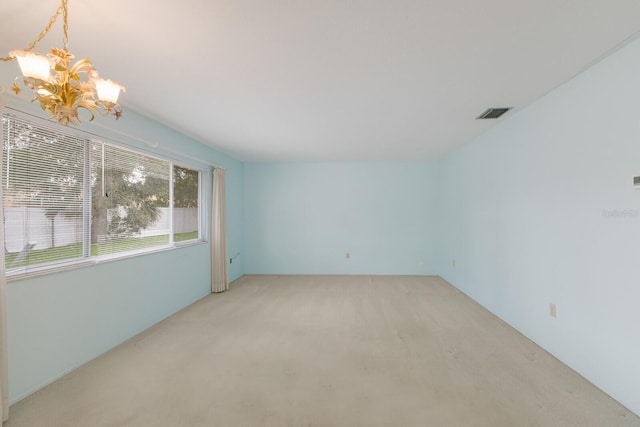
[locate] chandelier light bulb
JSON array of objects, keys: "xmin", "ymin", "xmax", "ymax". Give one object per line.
[
  {"xmin": 9, "ymin": 50, "xmax": 51, "ymax": 81},
  {"xmin": 93, "ymin": 77, "xmax": 125, "ymax": 104}
]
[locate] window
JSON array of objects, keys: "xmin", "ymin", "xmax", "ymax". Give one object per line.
[
  {"xmin": 90, "ymin": 142, "xmax": 171, "ymax": 256},
  {"xmin": 173, "ymin": 165, "xmax": 200, "ymax": 242},
  {"xmin": 2, "ymin": 112, "xmax": 203, "ymax": 277}
]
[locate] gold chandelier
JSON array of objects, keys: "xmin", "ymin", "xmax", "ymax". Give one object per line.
[{"xmin": 1, "ymin": 0, "xmax": 125, "ymax": 126}]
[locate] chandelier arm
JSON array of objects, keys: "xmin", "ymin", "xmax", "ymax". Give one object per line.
[{"xmin": 0, "ymin": 1, "xmax": 66, "ymax": 62}]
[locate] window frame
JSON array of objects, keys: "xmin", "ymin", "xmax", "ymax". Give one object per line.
[{"xmin": 2, "ymin": 110, "xmax": 208, "ymax": 281}]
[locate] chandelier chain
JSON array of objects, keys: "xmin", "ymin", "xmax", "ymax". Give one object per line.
[
  {"xmin": 0, "ymin": 1, "xmax": 66, "ymax": 62},
  {"xmin": 62, "ymin": 0, "xmax": 69, "ymax": 51}
]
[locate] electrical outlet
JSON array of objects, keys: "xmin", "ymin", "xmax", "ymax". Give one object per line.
[
  {"xmin": 549, "ymin": 303, "xmax": 557, "ymax": 318},
  {"xmin": 230, "ymin": 258, "xmax": 233, "ymax": 264},
  {"xmin": 346, "ymin": 252, "xmax": 350, "ymax": 259}
]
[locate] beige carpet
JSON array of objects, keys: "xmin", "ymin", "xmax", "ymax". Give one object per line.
[{"xmin": 6, "ymin": 275, "xmax": 640, "ymax": 426}]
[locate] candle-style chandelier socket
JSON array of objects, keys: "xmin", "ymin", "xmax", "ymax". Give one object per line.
[{"xmin": 2, "ymin": 0, "xmax": 125, "ymax": 126}]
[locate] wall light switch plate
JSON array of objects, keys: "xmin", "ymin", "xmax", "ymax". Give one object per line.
[{"xmin": 634, "ymin": 176, "xmax": 640, "ymax": 189}]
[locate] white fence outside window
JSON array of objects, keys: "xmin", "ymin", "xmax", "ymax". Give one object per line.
[{"xmin": 4, "ymin": 207, "xmax": 198, "ymax": 253}]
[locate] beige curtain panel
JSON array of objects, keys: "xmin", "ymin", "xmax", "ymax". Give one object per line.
[
  {"xmin": 0, "ymin": 140, "xmax": 9, "ymax": 422},
  {"xmin": 211, "ymin": 168, "xmax": 229, "ymax": 293}
]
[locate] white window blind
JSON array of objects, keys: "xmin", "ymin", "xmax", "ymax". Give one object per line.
[
  {"xmin": 2, "ymin": 114, "xmax": 86, "ymax": 272},
  {"xmin": 90, "ymin": 142, "xmax": 171, "ymax": 257},
  {"xmin": 2, "ymin": 111, "xmax": 204, "ymax": 277}
]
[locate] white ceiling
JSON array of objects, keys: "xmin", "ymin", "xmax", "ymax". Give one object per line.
[{"xmin": 2, "ymin": 0, "xmax": 640, "ymax": 162}]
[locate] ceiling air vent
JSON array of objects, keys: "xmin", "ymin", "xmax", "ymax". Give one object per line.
[{"xmin": 476, "ymin": 107, "xmax": 511, "ymax": 120}]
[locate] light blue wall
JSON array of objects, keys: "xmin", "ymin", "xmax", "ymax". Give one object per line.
[
  {"xmin": 244, "ymin": 162, "xmax": 438, "ymax": 275},
  {"xmin": 1, "ymin": 86, "xmax": 244, "ymax": 402},
  {"xmin": 437, "ymin": 38, "xmax": 640, "ymax": 415}
]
